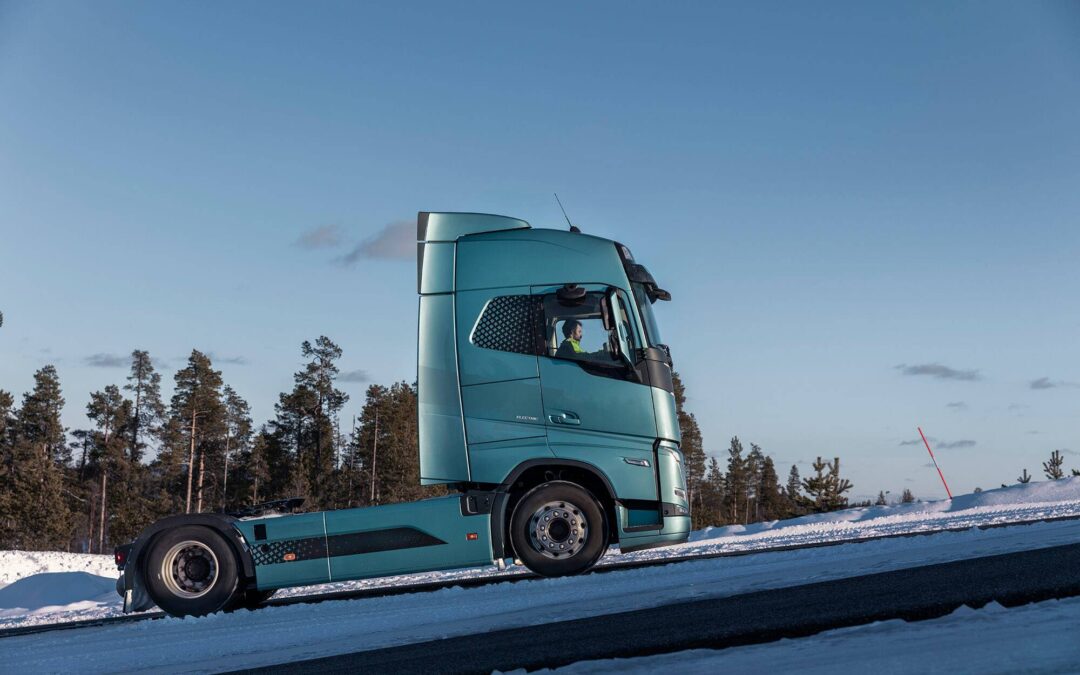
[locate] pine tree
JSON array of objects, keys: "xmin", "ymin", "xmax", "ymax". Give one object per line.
[
  {"xmin": 802, "ymin": 457, "xmax": 830, "ymax": 512},
  {"xmin": 801, "ymin": 456, "xmax": 853, "ymax": 513},
  {"xmin": 744, "ymin": 444, "xmax": 764, "ymax": 524},
  {"xmin": 756, "ymin": 456, "xmax": 785, "ymax": 521},
  {"xmin": 5, "ymin": 367, "xmax": 73, "ymax": 549},
  {"xmin": 273, "ymin": 385, "xmax": 314, "ymax": 499},
  {"xmin": 86, "ymin": 385, "xmax": 133, "ymax": 552},
  {"xmin": 124, "ymin": 350, "xmax": 164, "ymax": 463},
  {"xmin": 785, "ymin": 465, "xmax": 804, "ymax": 517},
  {"xmin": 672, "ymin": 373, "xmax": 706, "ymax": 524},
  {"xmin": 1043, "ymin": 450, "xmax": 1065, "ymax": 480},
  {"xmin": 826, "ymin": 457, "xmax": 853, "ymax": 510},
  {"xmin": 0, "ymin": 390, "xmax": 17, "ymax": 545},
  {"xmin": 220, "ymin": 385, "xmax": 252, "ymax": 511},
  {"xmin": 698, "ymin": 456, "xmax": 725, "ymax": 527},
  {"xmin": 901, "ymin": 488, "xmax": 916, "ymax": 503},
  {"xmin": 18, "ymin": 365, "xmax": 67, "ymax": 463},
  {"xmin": 1017, "ymin": 468, "xmax": 1031, "ymax": 484},
  {"xmin": 294, "ymin": 337, "xmax": 349, "ymax": 506},
  {"xmin": 169, "ymin": 350, "xmax": 224, "ymax": 514},
  {"xmin": 722, "ymin": 437, "xmax": 746, "ymax": 524},
  {"xmin": 1072, "ymin": 469, "xmax": 1080, "ymax": 477},
  {"xmin": 875, "ymin": 491, "xmax": 887, "ymax": 506}
]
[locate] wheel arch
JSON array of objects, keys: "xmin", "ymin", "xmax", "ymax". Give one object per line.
[
  {"xmin": 495, "ymin": 459, "xmax": 620, "ymax": 558},
  {"xmin": 121, "ymin": 513, "xmax": 254, "ymax": 612}
]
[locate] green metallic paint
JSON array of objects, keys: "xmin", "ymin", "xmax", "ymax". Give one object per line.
[
  {"xmin": 421, "ymin": 212, "xmax": 530, "ymax": 243},
  {"xmin": 325, "ymin": 496, "xmax": 492, "ymax": 581},
  {"xmin": 469, "ymin": 437, "xmax": 555, "ymax": 485},
  {"xmin": 417, "ymin": 294, "xmax": 469, "ymax": 483},
  {"xmin": 418, "ymin": 242, "xmax": 456, "ymax": 295},
  {"xmin": 546, "ymin": 427, "xmax": 657, "ymax": 502},
  {"xmin": 455, "ymin": 287, "xmax": 537, "ymax": 386},
  {"xmin": 456, "ymin": 230, "xmax": 629, "ymax": 293},
  {"xmin": 234, "ymin": 512, "xmax": 330, "ymax": 589},
  {"xmin": 236, "ymin": 497, "xmax": 494, "ymax": 590},
  {"xmin": 652, "ymin": 387, "xmax": 680, "ymax": 444}
]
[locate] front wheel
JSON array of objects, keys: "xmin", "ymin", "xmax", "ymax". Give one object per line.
[
  {"xmin": 510, "ymin": 481, "xmax": 608, "ymax": 577},
  {"xmin": 144, "ymin": 525, "xmax": 239, "ymax": 617}
]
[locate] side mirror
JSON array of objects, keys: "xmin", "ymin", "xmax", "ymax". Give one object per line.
[
  {"xmin": 556, "ymin": 284, "xmax": 587, "ymax": 306},
  {"xmin": 599, "ymin": 294, "xmax": 613, "ymax": 331}
]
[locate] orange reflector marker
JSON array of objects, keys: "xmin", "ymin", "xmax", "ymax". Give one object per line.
[
  {"xmin": 466, "ymin": 533, "xmax": 478, "ymax": 541},
  {"xmin": 283, "ymin": 552, "xmax": 297, "ymax": 562}
]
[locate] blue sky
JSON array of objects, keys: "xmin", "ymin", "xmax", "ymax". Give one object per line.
[{"xmin": 1, "ymin": 1, "xmax": 1078, "ymax": 500}]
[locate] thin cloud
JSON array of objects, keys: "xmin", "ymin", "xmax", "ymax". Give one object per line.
[
  {"xmin": 340, "ymin": 220, "xmax": 414, "ymax": 265},
  {"xmin": 1030, "ymin": 377, "xmax": 1078, "ymax": 390},
  {"xmin": 937, "ymin": 439, "xmax": 976, "ymax": 449},
  {"xmin": 295, "ymin": 225, "xmax": 345, "ymax": 249},
  {"xmin": 900, "ymin": 437, "xmax": 936, "ymax": 446},
  {"xmin": 945, "ymin": 401, "xmax": 968, "ymax": 411},
  {"xmin": 85, "ymin": 353, "xmax": 127, "ymax": 368},
  {"xmin": 899, "ymin": 436, "xmax": 975, "ymax": 449},
  {"xmin": 212, "ymin": 354, "xmax": 249, "ymax": 366},
  {"xmin": 1008, "ymin": 403, "xmax": 1028, "ymax": 411},
  {"xmin": 338, "ymin": 369, "xmax": 369, "ymax": 383},
  {"xmin": 896, "ymin": 363, "xmax": 980, "ymax": 381},
  {"xmin": 1059, "ymin": 448, "xmax": 1078, "ymax": 456}
]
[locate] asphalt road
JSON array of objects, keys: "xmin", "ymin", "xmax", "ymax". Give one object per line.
[{"xmin": 230, "ymin": 542, "xmax": 1080, "ymax": 675}]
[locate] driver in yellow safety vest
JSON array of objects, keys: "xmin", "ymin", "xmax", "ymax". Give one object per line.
[{"xmin": 556, "ymin": 319, "xmax": 585, "ymax": 358}]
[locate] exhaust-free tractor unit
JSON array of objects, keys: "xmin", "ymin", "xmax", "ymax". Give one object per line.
[{"xmin": 116, "ymin": 211, "xmax": 687, "ymax": 617}]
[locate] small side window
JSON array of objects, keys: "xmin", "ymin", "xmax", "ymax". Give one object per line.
[
  {"xmin": 471, "ymin": 295, "xmax": 543, "ymax": 356},
  {"xmin": 541, "ymin": 291, "xmax": 628, "ymax": 378}
]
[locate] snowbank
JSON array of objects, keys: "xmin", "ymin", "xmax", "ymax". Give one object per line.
[
  {"xmin": 0, "ymin": 572, "xmax": 116, "ymax": 618},
  {"xmin": 689, "ymin": 476, "xmax": 1080, "ymax": 545},
  {"xmin": 0, "ymin": 550, "xmax": 115, "ymax": 587}
]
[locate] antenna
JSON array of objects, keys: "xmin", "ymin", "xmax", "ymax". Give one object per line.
[{"xmin": 554, "ymin": 193, "xmax": 581, "ymax": 233}]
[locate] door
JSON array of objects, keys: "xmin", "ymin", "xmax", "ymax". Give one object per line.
[{"xmin": 534, "ymin": 284, "xmax": 659, "ymax": 501}]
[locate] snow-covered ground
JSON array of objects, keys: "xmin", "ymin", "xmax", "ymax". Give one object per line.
[{"xmin": 1, "ymin": 478, "xmax": 1078, "ymax": 672}]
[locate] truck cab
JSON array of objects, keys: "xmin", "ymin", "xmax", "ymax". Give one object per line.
[
  {"xmin": 417, "ymin": 212, "xmax": 689, "ymax": 555},
  {"xmin": 117, "ymin": 211, "xmax": 689, "ymax": 617}
]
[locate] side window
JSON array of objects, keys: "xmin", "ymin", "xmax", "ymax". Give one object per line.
[
  {"xmin": 470, "ymin": 295, "xmax": 543, "ymax": 355},
  {"xmin": 542, "ymin": 291, "xmax": 622, "ymax": 366}
]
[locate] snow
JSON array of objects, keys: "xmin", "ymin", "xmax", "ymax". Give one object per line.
[
  {"xmin": 0, "ymin": 572, "xmax": 116, "ymax": 618},
  {"xmin": 550, "ymin": 597, "xmax": 1080, "ymax": 674},
  {"xmin": 0, "ymin": 478, "xmax": 1078, "ymax": 672}
]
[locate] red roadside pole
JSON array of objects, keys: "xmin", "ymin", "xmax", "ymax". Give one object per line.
[{"xmin": 919, "ymin": 426, "xmax": 953, "ymax": 500}]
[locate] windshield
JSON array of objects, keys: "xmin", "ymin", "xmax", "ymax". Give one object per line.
[{"xmin": 631, "ymin": 282, "xmax": 663, "ymax": 347}]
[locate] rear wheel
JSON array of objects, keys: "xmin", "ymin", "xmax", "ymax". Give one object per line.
[
  {"xmin": 510, "ymin": 481, "xmax": 608, "ymax": 577},
  {"xmin": 144, "ymin": 525, "xmax": 239, "ymax": 617}
]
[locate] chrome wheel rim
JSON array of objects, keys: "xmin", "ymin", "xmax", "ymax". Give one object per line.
[
  {"xmin": 161, "ymin": 540, "xmax": 218, "ymax": 598},
  {"xmin": 529, "ymin": 500, "xmax": 588, "ymax": 559}
]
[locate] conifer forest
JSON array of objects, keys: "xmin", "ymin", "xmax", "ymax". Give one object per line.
[{"xmin": 0, "ymin": 336, "xmax": 865, "ymax": 552}]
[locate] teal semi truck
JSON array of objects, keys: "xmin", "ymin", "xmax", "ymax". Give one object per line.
[{"xmin": 115, "ymin": 211, "xmax": 688, "ymax": 617}]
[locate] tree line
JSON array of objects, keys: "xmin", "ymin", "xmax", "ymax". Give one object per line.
[
  {"xmin": 673, "ymin": 374, "xmax": 857, "ymax": 530},
  {"xmin": 0, "ymin": 337, "xmax": 436, "ymax": 553},
  {"xmin": 18, "ymin": 339, "xmax": 1059, "ymax": 552}
]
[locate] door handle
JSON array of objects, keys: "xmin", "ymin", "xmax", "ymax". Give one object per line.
[{"xmin": 548, "ymin": 412, "xmax": 581, "ymax": 426}]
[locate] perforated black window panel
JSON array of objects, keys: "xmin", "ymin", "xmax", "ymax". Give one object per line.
[{"xmin": 472, "ymin": 295, "xmax": 541, "ymax": 355}]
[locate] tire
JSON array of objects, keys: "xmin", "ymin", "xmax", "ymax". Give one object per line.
[
  {"xmin": 144, "ymin": 525, "xmax": 239, "ymax": 617},
  {"xmin": 510, "ymin": 481, "xmax": 608, "ymax": 577}
]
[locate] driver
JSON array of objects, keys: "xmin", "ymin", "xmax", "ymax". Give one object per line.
[{"xmin": 556, "ymin": 319, "xmax": 585, "ymax": 358}]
